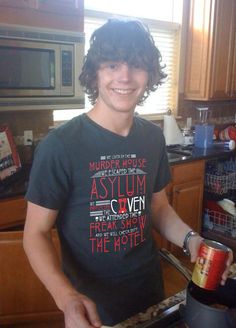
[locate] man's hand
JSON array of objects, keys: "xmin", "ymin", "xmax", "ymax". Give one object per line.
[
  {"xmin": 221, "ymin": 249, "xmax": 233, "ymax": 285},
  {"xmin": 188, "ymin": 236, "xmax": 234, "ymax": 286},
  {"xmin": 63, "ymin": 291, "xmax": 102, "ymax": 328},
  {"xmin": 188, "ymin": 234, "xmax": 203, "ymax": 263}
]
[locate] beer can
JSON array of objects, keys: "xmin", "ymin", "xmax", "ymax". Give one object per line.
[{"xmin": 192, "ymin": 239, "xmax": 230, "ymax": 290}]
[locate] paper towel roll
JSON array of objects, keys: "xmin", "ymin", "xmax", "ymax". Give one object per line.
[{"xmin": 163, "ymin": 115, "xmax": 184, "ymax": 145}]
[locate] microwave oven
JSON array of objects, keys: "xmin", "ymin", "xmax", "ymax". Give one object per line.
[{"xmin": 0, "ymin": 24, "xmax": 85, "ymax": 110}]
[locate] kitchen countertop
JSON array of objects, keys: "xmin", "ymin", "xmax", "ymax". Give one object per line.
[
  {"xmin": 167, "ymin": 144, "xmax": 235, "ymax": 164},
  {"xmin": 108, "ymin": 290, "xmax": 186, "ymax": 328}
]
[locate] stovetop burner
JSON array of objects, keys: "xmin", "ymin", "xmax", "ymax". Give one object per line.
[{"xmin": 166, "ymin": 144, "xmax": 194, "ymax": 155}]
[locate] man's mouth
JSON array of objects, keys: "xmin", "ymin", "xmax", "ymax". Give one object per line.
[{"xmin": 112, "ymin": 88, "xmax": 134, "ymax": 95}]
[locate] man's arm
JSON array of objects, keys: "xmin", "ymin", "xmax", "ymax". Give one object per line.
[
  {"xmin": 151, "ymin": 189, "xmax": 233, "ymax": 284},
  {"xmin": 151, "ymin": 189, "xmax": 201, "ymax": 258},
  {"xmin": 23, "ymin": 201, "xmax": 101, "ymax": 328}
]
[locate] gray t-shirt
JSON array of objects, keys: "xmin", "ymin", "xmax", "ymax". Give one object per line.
[{"xmin": 26, "ymin": 113, "xmax": 171, "ymax": 324}]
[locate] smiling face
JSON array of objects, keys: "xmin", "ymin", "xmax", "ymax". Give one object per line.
[
  {"xmin": 95, "ymin": 61, "xmax": 148, "ymax": 114},
  {"xmin": 79, "ymin": 20, "xmax": 166, "ymax": 106}
]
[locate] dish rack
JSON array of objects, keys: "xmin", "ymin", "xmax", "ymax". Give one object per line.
[
  {"xmin": 203, "ymin": 158, "xmax": 236, "ymax": 237},
  {"xmin": 205, "ymin": 171, "xmax": 236, "ymax": 197},
  {"xmin": 204, "ymin": 208, "xmax": 236, "ymax": 237}
]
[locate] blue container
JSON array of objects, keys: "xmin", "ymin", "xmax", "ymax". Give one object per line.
[{"xmin": 194, "ymin": 124, "xmax": 214, "ymax": 148}]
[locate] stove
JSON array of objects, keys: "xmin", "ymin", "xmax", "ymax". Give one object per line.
[{"xmin": 166, "ymin": 145, "xmax": 194, "ymax": 156}]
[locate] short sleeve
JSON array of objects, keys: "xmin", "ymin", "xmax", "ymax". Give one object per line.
[{"xmin": 25, "ymin": 132, "xmax": 72, "ymax": 209}]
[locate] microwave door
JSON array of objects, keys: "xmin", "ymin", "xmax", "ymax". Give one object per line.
[{"xmin": 0, "ymin": 40, "xmax": 61, "ymax": 97}]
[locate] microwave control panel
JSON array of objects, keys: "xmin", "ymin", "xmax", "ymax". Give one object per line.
[{"xmin": 62, "ymin": 50, "xmax": 73, "ymax": 87}]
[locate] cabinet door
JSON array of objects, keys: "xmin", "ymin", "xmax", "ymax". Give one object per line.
[
  {"xmin": 37, "ymin": 0, "xmax": 83, "ymax": 15},
  {"xmin": 184, "ymin": 0, "xmax": 213, "ymax": 100},
  {"xmin": 152, "ymin": 183, "xmax": 173, "ymax": 250},
  {"xmin": 210, "ymin": 0, "xmax": 235, "ymax": 99},
  {"xmin": 0, "ymin": 230, "xmax": 62, "ymax": 325},
  {"xmin": 184, "ymin": 0, "xmax": 236, "ymax": 100},
  {"xmin": 172, "ymin": 180, "xmax": 204, "ymax": 233},
  {"xmin": 0, "ymin": 0, "xmax": 84, "ymax": 31},
  {"xmin": 0, "ymin": 197, "xmax": 27, "ymax": 229},
  {"xmin": 0, "ymin": 0, "xmax": 36, "ymax": 8},
  {"xmin": 230, "ymin": 4, "xmax": 236, "ymax": 97},
  {"xmin": 170, "ymin": 179, "xmax": 204, "ymax": 255}
]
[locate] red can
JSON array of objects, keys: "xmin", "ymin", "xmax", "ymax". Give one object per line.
[{"xmin": 192, "ymin": 239, "xmax": 230, "ymax": 290}]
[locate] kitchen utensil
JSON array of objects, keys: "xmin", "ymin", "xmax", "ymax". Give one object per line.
[
  {"xmin": 196, "ymin": 107, "xmax": 210, "ymax": 124},
  {"xmin": 180, "ymin": 279, "xmax": 236, "ymax": 328},
  {"xmin": 195, "ymin": 107, "xmax": 214, "ymax": 148},
  {"xmin": 194, "ymin": 124, "xmax": 214, "ymax": 148},
  {"xmin": 181, "ymin": 127, "xmax": 194, "ymax": 145},
  {"xmin": 159, "ymin": 248, "xmax": 236, "ymax": 328}
]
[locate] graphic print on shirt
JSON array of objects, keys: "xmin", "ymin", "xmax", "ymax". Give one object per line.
[{"xmin": 89, "ymin": 153, "xmax": 147, "ymax": 253}]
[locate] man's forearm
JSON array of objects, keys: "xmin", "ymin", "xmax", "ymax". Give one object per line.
[
  {"xmin": 153, "ymin": 203, "xmax": 192, "ymax": 247},
  {"xmin": 23, "ymin": 231, "xmax": 78, "ymax": 311}
]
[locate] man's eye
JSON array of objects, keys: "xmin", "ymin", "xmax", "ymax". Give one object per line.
[
  {"xmin": 132, "ymin": 64, "xmax": 143, "ymax": 70},
  {"xmin": 108, "ymin": 63, "xmax": 118, "ymax": 70}
]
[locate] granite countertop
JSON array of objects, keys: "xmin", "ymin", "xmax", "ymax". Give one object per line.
[
  {"xmin": 167, "ymin": 144, "xmax": 235, "ymax": 164},
  {"xmin": 107, "ymin": 290, "xmax": 186, "ymax": 328}
]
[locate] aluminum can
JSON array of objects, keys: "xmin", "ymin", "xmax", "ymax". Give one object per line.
[{"xmin": 192, "ymin": 239, "xmax": 230, "ymax": 290}]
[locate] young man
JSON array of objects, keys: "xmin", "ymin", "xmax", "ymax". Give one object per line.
[{"xmin": 23, "ymin": 19, "xmax": 232, "ymax": 327}]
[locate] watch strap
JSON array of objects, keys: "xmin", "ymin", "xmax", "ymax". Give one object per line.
[{"xmin": 183, "ymin": 230, "xmax": 198, "ymax": 256}]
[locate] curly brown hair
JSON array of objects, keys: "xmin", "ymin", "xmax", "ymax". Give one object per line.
[{"xmin": 79, "ymin": 18, "xmax": 167, "ymax": 105}]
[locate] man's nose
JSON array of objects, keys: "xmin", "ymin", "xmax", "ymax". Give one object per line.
[{"xmin": 118, "ymin": 63, "xmax": 132, "ymax": 81}]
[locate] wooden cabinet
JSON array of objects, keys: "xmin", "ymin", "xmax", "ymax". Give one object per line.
[
  {"xmin": 0, "ymin": 196, "xmax": 63, "ymax": 325},
  {"xmin": 184, "ymin": 0, "xmax": 236, "ymax": 100},
  {"xmin": 0, "ymin": 229, "xmax": 63, "ymax": 326},
  {"xmin": 169, "ymin": 160, "xmax": 205, "ymax": 254},
  {"xmin": 171, "ymin": 160, "xmax": 205, "ymax": 233},
  {"xmin": 0, "ymin": 196, "xmax": 27, "ymax": 230},
  {"xmin": 0, "ymin": 0, "xmax": 84, "ymax": 31},
  {"xmin": 0, "ymin": 0, "xmax": 37, "ymax": 9},
  {"xmin": 153, "ymin": 160, "xmax": 205, "ymax": 253},
  {"xmin": 36, "ymin": 0, "xmax": 83, "ymax": 16}
]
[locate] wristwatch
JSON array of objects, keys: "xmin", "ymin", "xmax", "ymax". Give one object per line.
[{"xmin": 183, "ymin": 230, "xmax": 199, "ymax": 256}]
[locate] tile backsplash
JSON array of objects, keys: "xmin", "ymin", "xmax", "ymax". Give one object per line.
[
  {"xmin": 178, "ymin": 94, "xmax": 236, "ymax": 125},
  {"xmin": 0, "ymin": 110, "xmax": 53, "ymax": 140}
]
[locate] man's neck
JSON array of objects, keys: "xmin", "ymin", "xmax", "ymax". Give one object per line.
[{"xmin": 87, "ymin": 106, "xmax": 135, "ymax": 137}]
